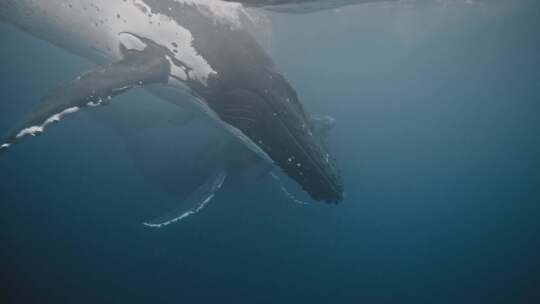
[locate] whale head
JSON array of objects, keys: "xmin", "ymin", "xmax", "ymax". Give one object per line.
[{"xmin": 201, "ymin": 45, "xmax": 344, "ymax": 202}]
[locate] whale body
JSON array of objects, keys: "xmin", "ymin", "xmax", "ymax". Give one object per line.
[{"xmin": 0, "ymin": 0, "xmax": 344, "ymax": 202}]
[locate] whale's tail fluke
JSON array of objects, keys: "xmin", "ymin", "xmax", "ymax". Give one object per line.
[{"xmin": 0, "ymin": 42, "xmax": 171, "ymax": 153}]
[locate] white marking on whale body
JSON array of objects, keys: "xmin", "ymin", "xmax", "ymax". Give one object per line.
[
  {"xmin": 109, "ymin": 0, "xmax": 218, "ymax": 85},
  {"xmin": 166, "ymin": 56, "xmax": 188, "ymax": 81},
  {"xmin": 16, "ymin": 107, "xmax": 80, "ymax": 139},
  {"xmin": 1, "ymin": 143, "xmax": 12, "ymax": 149},
  {"xmin": 118, "ymin": 32, "xmax": 147, "ymax": 51},
  {"xmin": 45, "ymin": 107, "xmax": 80, "ymax": 124},
  {"xmin": 5, "ymin": 0, "xmax": 227, "ymax": 85},
  {"xmin": 87, "ymin": 100, "xmax": 103, "ymax": 107},
  {"xmin": 16, "ymin": 126, "xmax": 44, "ymax": 138}
]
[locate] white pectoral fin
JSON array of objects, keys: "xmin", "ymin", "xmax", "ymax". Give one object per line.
[
  {"xmin": 0, "ymin": 47, "xmax": 171, "ymax": 153},
  {"xmin": 143, "ymin": 170, "xmax": 227, "ymax": 228},
  {"xmin": 270, "ymin": 172, "xmax": 311, "ymax": 205}
]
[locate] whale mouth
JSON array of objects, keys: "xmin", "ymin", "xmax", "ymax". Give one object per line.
[{"xmin": 213, "ymin": 88, "xmax": 344, "ymax": 203}]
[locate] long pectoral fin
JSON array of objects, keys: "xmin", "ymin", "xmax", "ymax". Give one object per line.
[
  {"xmin": 143, "ymin": 170, "xmax": 227, "ymax": 228},
  {"xmin": 0, "ymin": 48, "xmax": 170, "ymax": 152},
  {"xmin": 269, "ymin": 172, "xmax": 311, "ymax": 205}
]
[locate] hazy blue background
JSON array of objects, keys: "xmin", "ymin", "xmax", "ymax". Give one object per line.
[{"xmin": 1, "ymin": 1, "xmax": 539, "ymax": 303}]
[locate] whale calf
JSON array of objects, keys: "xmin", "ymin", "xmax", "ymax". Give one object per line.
[{"xmin": 0, "ymin": 0, "xmax": 343, "ymax": 202}]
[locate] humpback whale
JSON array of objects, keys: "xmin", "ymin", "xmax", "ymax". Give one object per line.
[{"xmin": 0, "ymin": 0, "xmax": 344, "ymax": 202}]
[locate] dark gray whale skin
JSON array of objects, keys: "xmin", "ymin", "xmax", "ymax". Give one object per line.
[
  {"xmin": 224, "ymin": 0, "xmax": 397, "ymax": 14},
  {"xmin": 226, "ymin": 0, "xmax": 393, "ymax": 6},
  {"xmin": 145, "ymin": 0, "xmax": 343, "ymax": 202}
]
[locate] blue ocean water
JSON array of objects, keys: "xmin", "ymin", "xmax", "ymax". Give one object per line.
[{"xmin": 1, "ymin": 1, "xmax": 539, "ymax": 303}]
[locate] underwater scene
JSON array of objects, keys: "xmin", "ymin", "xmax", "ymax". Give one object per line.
[{"xmin": 0, "ymin": 0, "xmax": 539, "ymax": 303}]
